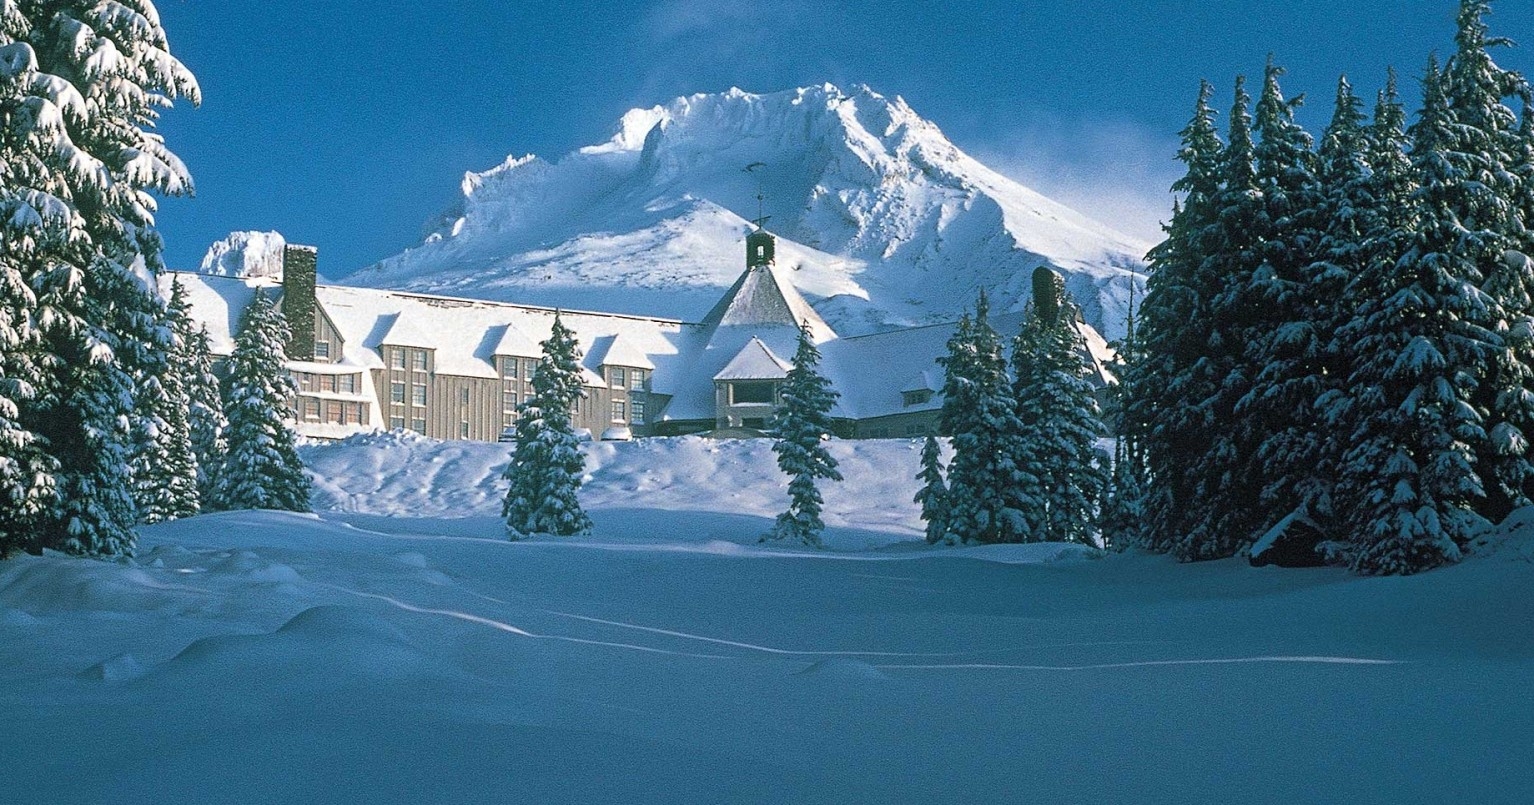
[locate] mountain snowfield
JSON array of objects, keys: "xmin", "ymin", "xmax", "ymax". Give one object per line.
[
  {"xmin": 3, "ymin": 433, "xmax": 1532, "ymax": 803},
  {"xmin": 347, "ymin": 84, "xmax": 1152, "ymax": 340}
]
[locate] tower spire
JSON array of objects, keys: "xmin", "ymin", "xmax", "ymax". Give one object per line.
[{"xmin": 744, "ymin": 161, "xmax": 770, "ymax": 230}]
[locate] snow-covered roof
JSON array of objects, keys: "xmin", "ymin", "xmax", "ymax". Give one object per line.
[
  {"xmin": 377, "ymin": 313, "xmax": 436, "ymax": 349},
  {"xmin": 163, "ymin": 273, "xmax": 690, "ymax": 390},
  {"xmin": 713, "ymin": 338, "xmax": 791, "ymax": 381},
  {"xmin": 700, "ymin": 260, "xmax": 836, "ymax": 344},
  {"xmin": 490, "ymin": 323, "xmax": 540, "ymax": 358},
  {"xmin": 588, "ymin": 333, "xmax": 656, "ymax": 370}
]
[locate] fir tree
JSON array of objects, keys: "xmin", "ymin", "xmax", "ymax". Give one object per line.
[
  {"xmin": 1130, "ymin": 79, "xmax": 1225, "ymax": 555},
  {"xmin": 502, "ymin": 312, "xmax": 591, "ymax": 538},
  {"xmin": 1173, "ymin": 74, "xmax": 1267, "ymax": 561},
  {"xmin": 168, "ymin": 279, "xmax": 228, "ymax": 510},
  {"xmin": 221, "ymin": 290, "xmax": 310, "ymax": 512},
  {"xmin": 1444, "ymin": 0, "xmax": 1534, "ymax": 519},
  {"xmin": 914, "ymin": 433, "xmax": 949, "ymax": 545},
  {"xmin": 1102, "ymin": 275, "xmax": 1148, "ymax": 551},
  {"xmin": 767, "ymin": 322, "xmax": 843, "ymax": 547},
  {"xmin": 2, "ymin": 1, "xmax": 198, "ymax": 556},
  {"xmin": 1333, "ymin": 58, "xmax": 1488, "ymax": 574},
  {"xmin": 1011, "ymin": 269, "xmax": 1108, "ymax": 545},
  {"xmin": 130, "ymin": 299, "xmax": 198, "ymax": 524},
  {"xmin": 939, "ymin": 291, "xmax": 1034, "ymax": 544}
]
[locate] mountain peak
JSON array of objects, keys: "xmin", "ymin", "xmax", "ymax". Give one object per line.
[{"xmin": 350, "ymin": 83, "xmax": 1150, "ymax": 340}]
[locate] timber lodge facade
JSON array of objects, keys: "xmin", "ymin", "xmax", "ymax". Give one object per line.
[{"xmin": 168, "ymin": 230, "xmax": 1112, "ymax": 442}]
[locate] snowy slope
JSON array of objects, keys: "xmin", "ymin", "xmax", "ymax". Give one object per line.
[
  {"xmin": 2, "ymin": 433, "xmax": 1531, "ymax": 803},
  {"xmin": 200, "ymin": 230, "xmax": 288, "ymax": 279},
  {"xmin": 349, "ymin": 85, "xmax": 1151, "ymax": 339}
]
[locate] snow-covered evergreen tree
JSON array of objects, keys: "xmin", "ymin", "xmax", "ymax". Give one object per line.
[
  {"xmin": 1, "ymin": 0, "xmax": 198, "ymax": 556},
  {"xmin": 129, "ymin": 297, "xmax": 198, "ymax": 524},
  {"xmin": 767, "ymin": 322, "xmax": 843, "ymax": 547},
  {"xmin": 1443, "ymin": 0, "xmax": 1534, "ymax": 520},
  {"xmin": 1332, "ymin": 58, "xmax": 1488, "ymax": 574},
  {"xmin": 168, "ymin": 279, "xmax": 227, "ymax": 510},
  {"xmin": 221, "ymin": 290, "xmax": 310, "ymax": 512},
  {"xmin": 939, "ymin": 291, "xmax": 1034, "ymax": 544},
  {"xmin": 1102, "ymin": 277, "xmax": 1148, "ymax": 551},
  {"xmin": 1130, "ymin": 80, "xmax": 1226, "ymax": 556},
  {"xmin": 1173, "ymin": 75, "xmax": 1268, "ymax": 561},
  {"xmin": 1010, "ymin": 269, "xmax": 1108, "ymax": 545},
  {"xmin": 914, "ymin": 433, "xmax": 949, "ymax": 545},
  {"xmin": 502, "ymin": 312, "xmax": 591, "ymax": 538}
]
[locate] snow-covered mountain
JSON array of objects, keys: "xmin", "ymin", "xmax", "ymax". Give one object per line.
[
  {"xmin": 348, "ymin": 84, "xmax": 1152, "ymax": 340},
  {"xmin": 200, "ymin": 230, "xmax": 288, "ymax": 279}
]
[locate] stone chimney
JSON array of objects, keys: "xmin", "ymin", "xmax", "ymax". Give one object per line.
[
  {"xmin": 1032, "ymin": 265, "xmax": 1063, "ymax": 327},
  {"xmin": 282, "ymin": 245, "xmax": 318, "ymax": 360}
]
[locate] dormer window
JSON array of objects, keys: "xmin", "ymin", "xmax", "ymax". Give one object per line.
[
  {"xmin": 314, "ymin": 340, "xmax": 331, "ymax": 360},
  {"xmin": 903, "ymin": 390, "xmax": 934, "ymax": 407}
]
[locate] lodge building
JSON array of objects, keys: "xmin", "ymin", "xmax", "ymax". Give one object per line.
[{"xmin": 167, "ymin": 229, "xmax": 1113, "ymax": 442}]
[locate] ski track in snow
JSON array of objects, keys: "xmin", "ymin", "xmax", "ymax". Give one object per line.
[{"xmin": 877, "ymin": 657, "xmax": 1404, "ymax": 671}]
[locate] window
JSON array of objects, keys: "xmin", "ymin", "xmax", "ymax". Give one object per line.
[
  {"xmin": 630, "ymin": 370, "xmax": 645, "ymax": 391},
  {"xmin": 731, "ymin": 382, "xmax": 774, "ymax": 404},
  {"xmin": 389, "ymin": 416, "xmax": 404, "ymax": 430},
  {"xmin": 412, "ymin": 351, "xmax": 428, "ymax": 371},
  {"xmin": 460, "ymin": 421, "xmax": 470, "ymax": 438},
  {"xmin": 411, "ymin": 417, "xmax": 426, "ymax": 434},
  {"xmin": 612, "ymin": 400, "xmax": 626, "ymax": 422},
  {"xmin": 355, "ymin": 404, "xmax": 369, "ymax": 425},
  {"xmin": 903, "ymin": 390, "xmax": 934, "ymax": 407},
  {"xmin": 503, "ymin": 412, "xmax": 516, "ymax": 428},
  {"xmin": 412, "ymin": 382, "xmax": 427, "ymax": 407},
  {"xmin": 340, "ymin": 374, "xmax": 357, "ymax": 394},
  {"xmin": 503, "ymin": 358, "xmax": 518, "ymax": 379},
  {"xmin": 502, "ymin": 386, "xmax": 518, "ymax": 412},
  {"xmin": 321, "ymin": 374, "xmax": 337, "ymax": 393},
  {"xmin": 391, "ymin": 382, "xmax": 405, "ymax": 404},
  {"xmin": 611, "ymin": 367, "xmax": 626, "ymax": 387},
  {"xmin": 390, "ymin": 350, "xmax": 406, "ymax": 369},
  {"xmin": 460, "ymin": 387, "xmax": 470, "ymax": 404},
  {"xmin": 632, "ymin": 399, "xmax": 645, "ymax": 425},
  {"xmin": 314, "ymin": 340, "xmax": 331, "ymax": 360},
  {"xmin": 303, "ymin": 398, "xmax": 320, "ymax": 421}
]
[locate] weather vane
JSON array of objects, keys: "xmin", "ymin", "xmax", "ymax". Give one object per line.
[{"xmin": 743, "ymin": 162, "xmax": 770, "ymax": 229}]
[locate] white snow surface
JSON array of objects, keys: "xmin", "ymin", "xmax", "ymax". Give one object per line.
[
  {"xmin": 350, "ymin": 84, "xmax": 1151, "ymax": 340},
  {"xmin": 200, "ymin": 230, "xmax": 288, "ymax": 279},
  {"xmin": 3, "ymin": 433, "xmax": 1532, "ymax": 803}
]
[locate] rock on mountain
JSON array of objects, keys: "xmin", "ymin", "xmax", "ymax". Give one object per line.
[{"xmin": 348, "ymin": 84, "xmax": 1152, "ymax": 340}]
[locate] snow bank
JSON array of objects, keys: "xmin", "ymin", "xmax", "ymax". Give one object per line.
[{"xmin": 303, "ymin": 433, "xmax": 935, "ymax": 550}]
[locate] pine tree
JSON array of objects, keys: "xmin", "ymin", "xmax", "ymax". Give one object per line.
[
  {"xmin": 1443, "ymin": 0, "xmax": 1534, "ymax": 520},
  {"xmin": 1102, "ymin": 276, "xmax": 1148, "ymax": 551},
  {"xmin": 0, "ymin": 6, "xmax": 60, "ymax": 556},
  {"xmin": 914, "ymin": 433, "xmax": 949, "ymax": 545},
  {"xmin": 221, "ymin": 290, "xmax": 310, "ymax": 512},
  {"xmin": 1130, "ymin": 79, "xmax": 1226, "ymax": 555},
  {"xmin": 1011, "ymin": 269, "xmax": 1108, "ymax": 545},
  {"xmin": 168, "ymin": 279, "xmax": 228, "ymax": 509},
  {"xmin": 767, "ymin": 322, "xmax": 843, "ymax": 547},
  {"xmin": 129, "ymin": 296, "xmax": 198, "ymax": 524},
  {"xmin": 2, "ymin": 1, "xmax": 198, "ymax": 556},
  {"xmin": 503, "ymin": 312, "xmax": 591, "ymax": 538},
  {"xmin": 939, "ymin": 291, "xmax": 1034, "ymax": 544},
  {"xmin": 1333, "ymin": 58, "xmax": 1488, "ymax": 574},
  {"xmin": 1173, "ymin": 74, "xmax": 1268, "ymax": 561}
]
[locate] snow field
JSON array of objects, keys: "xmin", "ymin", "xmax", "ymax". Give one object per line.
[{"xmin": 1, "ymin": 433, "xmax": 1531, "ymax": 803}]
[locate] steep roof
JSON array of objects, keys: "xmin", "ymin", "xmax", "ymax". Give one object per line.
[
  {"xmin": 700, "ymin": 261, "xmax": 836, "ymax": 344},
  {"xmin": 713, "ymin": 338, "xmax": 791, "ymax": 381}
]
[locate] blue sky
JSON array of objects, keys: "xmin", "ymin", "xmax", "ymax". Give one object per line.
[{"xmin": 153, "ymin": 1, "xmax": 1534, "ymax": 277}]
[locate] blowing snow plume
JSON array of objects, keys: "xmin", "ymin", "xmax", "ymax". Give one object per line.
[{"xmin": 350, "ymin": 84, "xmax": 1151, "ymax": 340}]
